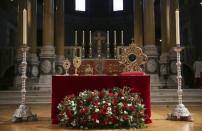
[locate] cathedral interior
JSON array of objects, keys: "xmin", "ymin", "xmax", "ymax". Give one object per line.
[{"xmin": 0, "ymin": 0, "xmax": 202, "ymax": 92}]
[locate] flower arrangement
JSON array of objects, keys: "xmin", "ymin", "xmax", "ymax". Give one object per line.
[{"xmin": 57, "ymin": 87, "xmax": 145, "ymax": 129}]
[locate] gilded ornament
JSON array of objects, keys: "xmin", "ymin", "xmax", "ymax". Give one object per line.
[
  {"xmin": 63, "ymin": 58, "xmax": 71, "ymax": 75},
  {"xmin": 119, "ymin": 41, "xmax": 148, "ymax": 72},
  {"xmin": 73, "ymin": 56, "xmax": 82, "ymax": 75}
]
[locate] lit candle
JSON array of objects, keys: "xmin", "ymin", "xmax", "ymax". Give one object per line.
[
  {"xmin": 175, "ymin": 10, "xmax": 180, "ymax": 45},
  {"xmin": 75, "ymin": 30, "xmax": 77, "ymax": 46},
  {"xmin": 23, "ymin": 9, "xmax": 27, "ymax": 45},
  {"xmin": 107, "ymin": 30, "xmax": 109, "ymax": 44},
  {"xmin": 89, "ymin": 30, "xmax": 92, "ymax": 44},
  {"xmin": 82, "ymin": 30, "xmax": 85, "ymax": 44},
  {"xmin": 114, "ymin": 30, "xmax": 116, "ymax": 44},
  {"xmin": 121, "ymin": 30, "xmax": 123, "ymax": 45}
]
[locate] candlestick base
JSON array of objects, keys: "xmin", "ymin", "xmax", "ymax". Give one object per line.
[
  {"xmin": 167, "ymin": 104, "xmax": 192, "ymax": 121},
  {"xmin": 12, "ymin": 104, "xmax": 37, "ymax": 122}
]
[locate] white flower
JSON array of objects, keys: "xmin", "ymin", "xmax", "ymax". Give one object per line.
[
  {"xmin": 71, "ymin": 120, "xmax": 76, "ymax": 127},
  {"xmin": 57, "ymin": 104, "xmax": 61, "ymax": 109},
  {"xmin": 107, "ymin": 107, "xmax": 112, "ymax": 111},
  {"xmin": 102, "ymin": 101, "xmax": 106, "ymax": 104},
  {"xmin": 108, "ymin": 103, "xmax": 111, "ymax": 106},
  {"xmin": 107, "ymin": 111, "xmax": 112, "ymax": 115},
  {"xmin": 95, "ymin": 108, "xmax": 99, "ymax": 112},
  {"xmin": 141, "ymin": 118, "xmax": 145, "ymax": 122},
  {"xmin": 138, "ymin": 104, "xmax": 144, "ymax": 108},
  {"xmin": 129, "ymin": 116, "xmax": 133, "ymax": 121},
  {"xmin": 71, "ymin": 101, "xmax": 75, "ymax": 105},
  {"xmin": 63, "ymin": 112, "xmax": 67, "ymax": 120},
  {"xmin": 72, "ymin": 107, "xmax": 76, "ymax": 111},
  {"xmin": 120, "ymin": 118, "xmax": 123, "ymax": 122},
  {"xmin": 96, "ymin": 119, "xmax": 99, "ymax": 123},
  {"xmin": 127, "ymin": 103, "xmax": 132, "ymax": 107},
  {"xmin": 118, "ymin": 102, "xmax": 123, "ymax": 107},
  {"xmin": 121, "ymin": 97, "xmax": 124, "ymax": 99},
  {"xmin": 124, "ymin": 111, "xmax": 128, "ymax": 114}
]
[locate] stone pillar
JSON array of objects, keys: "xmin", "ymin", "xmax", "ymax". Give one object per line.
[
  {"xmin": 143, "ymin": 0, "xmax": 159, "ymax": 88},
  {"xmin": 159, "ymin": 0, "xmax": 170, "ymax": 88},
  {"xmin": 27, "ymin": 0, "xmax": 39, "ymax": 90},
  {"xmin": 14, "ymin": 0, "xmax": 27, "ymax": 90},
  {"xmin": 38, "ymin": 0, "xmax": 55, "ymax": 91},
  {"xmin": 55, "ymin": 0, "xmax": 65, "ymax": 75},
  {"xmin": 133, "ymin": 0, "xmax": 143, "ymax": 47},
  {"xmin": 168, "ymin": 0, "xmax": 178, "ymax": 88}
]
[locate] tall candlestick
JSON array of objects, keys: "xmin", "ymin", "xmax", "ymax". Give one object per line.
[
  {"xmin": 89, "ymin": 31, "xmax": 92, "ymax": 44},
  {"xmin": 114, "ymin": 30, "xmax": 116, "ymax": 44},
  {"xmin": 23, "ymin": 9, "xmax": 27, "ymax": 45},
  {"xmin": 175, "ymin": 10, "xmax": 180, "ymax": 45},
  {"xmin": 107, "ymin": 31, "xmax": 109, "ymax": 44},
  {"xmin": 121, "ymin": 30, "xmax": 123, "ymax": 45},
  {"xmin": 75, "ymin": 30, "xmax": 77, "ymax": 46},
  {"xmin": 82, "ymin": 30, "xmax": 85, "ymax": 44}
]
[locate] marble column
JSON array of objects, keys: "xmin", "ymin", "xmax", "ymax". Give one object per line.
[
  {"xmin": 168, "ymin": 0, "xmax": 178, "ymax": 88},
  {"xmin": 14, "ymin": 0, "xmax": 27, "ymax": 90},
  {"xmin": 133, "ymin": 0, "xmax": 143, "ymax": 47},
  {"xmin": 39, "ymin": 0, "xmax": 55, "ymax": 91},
  {"xmin": 143, "ymin": 0, "xmax": 159, "ymax": 88},
  {"xmin": 159, "ymin": 0, "xmax": 171, "ymax": 88},
  {"xmin": 27, "ymin": 0, "xmax": 39, "ymax": 90},
  {"xmin": 55, "ymin": 0, "xmax": 65, "ymax": 75}
]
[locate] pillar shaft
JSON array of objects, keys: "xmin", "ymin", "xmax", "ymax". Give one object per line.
[
  {"xmin": 161, "ymin": 0, "xmax": 170, "ymax": 53},
  {"xmin": 143, "ymin": 0, "xmax": 155, "ymax": 45},
  {"xmin": 55, "ymin": 0, "xmax": 64, "ymax": 56},
  {"xmin": 43, "ymin": 0, "xmax": 54, "ymax": 46},
  {"xmin": 27, "ymin": 0, "xmax": 37, "ymax": 53},
  {"xmin": 133, "ymin": 0, "xmax": 143, "ymax": 47}
]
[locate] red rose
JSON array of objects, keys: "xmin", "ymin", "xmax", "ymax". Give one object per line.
[
  {"xmin": 66, "ymin": 110, "xmax": 72, "ymax": 118},
  {"xmin": 123, "ymin": 114, "xmax": 129, "ymax": 121},
  {"xmin": 91, "ymin": 113, "xmax": 99, "ymax": 121},
  {"xmin": 109, "ymin": 93, "xmax": 113, "ymax": 96},
  {"xmin": 112, "ymin": 99, "xmax": 118, "ymax": 106},
  {"xmin": 129, "ymin": 106, "xmax": 136, "ymax": 111},
  {"xmin": 99, "ymin": 108, "xmax": 107, "ymax": 115},
  {"xmin": 123, "ymin": 102, "xmax": 128, "ymax": 109},
  {"xmin": 99, "ymin": 92, "xmax": 104, "ymax": 98},
  {"xmin": 79, "ymin": 107, "xmax": 89, "ymax": 114}
]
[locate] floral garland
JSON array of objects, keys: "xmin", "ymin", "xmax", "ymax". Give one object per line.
[{"xmin": 57, "ymin": 87, "xmax": 145, "ymax": 129}]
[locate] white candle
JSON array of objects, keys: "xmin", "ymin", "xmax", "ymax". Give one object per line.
[
  {"xmin": 75, "ymin": 30, "xmax": 77, "ymax": 46},
  {"xmin": 89, "ymin": 31, "xmax": 92, "ymax": 44},
  {"xmin": 23, "ymin": 9, "xmax": 27, "ymax": 45},
  {"xmin": 107, "ymin": 31, "xmax": 109, "ymax": 44},
  {"xmin": 121, "ymin": 30, "xmax": 123, "ymax": 45},
  {"xmin": 175, "ymin": 10, "xmax": 180, "ymax": 45},
  {"xmin": 82, "ymin": 30, "xmax": 85, "ymax": 44},
  {"xmin": 114, "ymin": 30, "xmax": 116, "ymax": 44}
]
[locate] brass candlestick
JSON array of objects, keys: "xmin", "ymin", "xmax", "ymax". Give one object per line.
[
  {"xmin": 63, "ymin": 58, "xmax": 71, "ymax": 75},
  {"xmin": 73, "ymin": 56, "xmax": 81, "ymax": 75}
]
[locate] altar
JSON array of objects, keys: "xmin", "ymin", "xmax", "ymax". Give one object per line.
[{"xmin": 51, "ymin": 75, "xmax": 151, "ymax": 124}]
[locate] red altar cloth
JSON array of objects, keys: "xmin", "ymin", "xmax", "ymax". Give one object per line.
[{"xmin": 52, "ymin": 75, "xmax": 151, "ymax": 124}]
